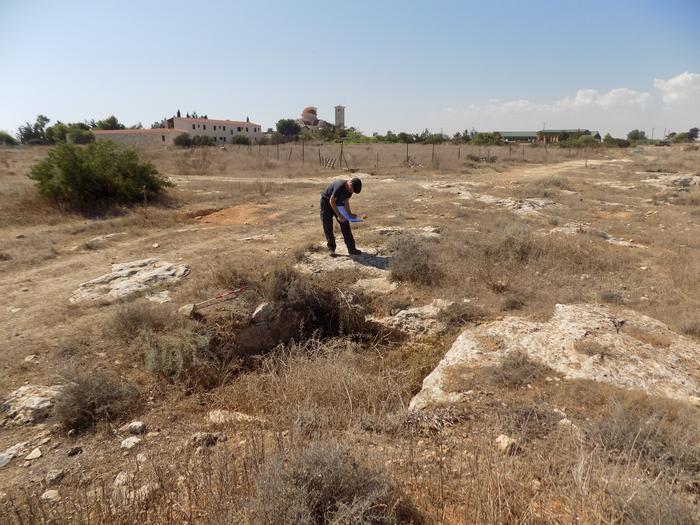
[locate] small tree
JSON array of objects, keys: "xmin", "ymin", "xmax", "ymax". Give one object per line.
[
  {"xmin": 687, "ymin": 127, "xmax": 699, "ymax": 141},
  {"xmin": 174, "ymin": 133, "xmax": 193, "ymax": 148},
  {"xmin": 627, "ymin": 129, "xmax": 646, "ymax": 142},
  {"xmin": 0, "ymin": 131, "xmax": 18, "ymax": 146},
  {"xmin": 29, "ymin": 141, "xmax": 172, "ymax": 205},
  {"xmin": 192, "ymin": 135, "xmax": 215, "ymax": 147},
  {"xmin": 92, "ymin": 115, "xmax": 126, "ymax": 130},
  {"xmin": 17, "ymin": 114, "xmax": 51, "ymax": 145},
  {"xmin": 471, "ymin": 132, "xmax": 503, "ymax": 145},
  {"xmin": 69, "ymin": 128, "xmax": 95, "ymax": 144},
  {"xmin": 276, "ymin": 119, "xmax": 301, "ymax": 138}
]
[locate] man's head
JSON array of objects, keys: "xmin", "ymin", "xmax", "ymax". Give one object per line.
[{"xmin": 350, "ymin": 177, "xmax": 362, "ymax": 194}]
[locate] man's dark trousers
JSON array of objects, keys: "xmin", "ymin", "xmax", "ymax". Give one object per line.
[{"xmin": 320, "ymin": 197, "xmax": 356, "ymax": 252}]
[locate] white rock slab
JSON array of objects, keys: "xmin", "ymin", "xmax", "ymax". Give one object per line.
[
  {"xmin": 410, "ymin": 304, "xmax": 700, "ymax": 410},
  {"xmin": 69, "ymin": 258, "xmax": 189, "ymax": 303}
]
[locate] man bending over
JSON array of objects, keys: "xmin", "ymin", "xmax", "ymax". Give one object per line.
[{"xmin": 320, "ymin": 177, "xmax": 362, "ymax": 257}]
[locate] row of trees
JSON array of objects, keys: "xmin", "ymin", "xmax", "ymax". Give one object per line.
[
  {"xmin": 628, "ymin": 128, "xmax": 699, "ymax": 144},
  {"xmin": 4, "ymin": 114, "xmax": 141, "ymax": 146}
]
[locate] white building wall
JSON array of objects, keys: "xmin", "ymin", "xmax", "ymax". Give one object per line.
[
  {"xmin": 94, "ymin": 130, "xmax": 179, "ymax": 147},
  {"xmin": 170, "ymin": 117, "xmax": 263, "ymax": 143}
]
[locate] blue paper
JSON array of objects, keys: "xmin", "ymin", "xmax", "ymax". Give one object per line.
[{"xmin": 337, "ymin": 205, "xmax": 364, "ymax": 222}]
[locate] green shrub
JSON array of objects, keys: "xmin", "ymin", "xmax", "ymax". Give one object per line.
[
  {"xmin": 68, "ymin": 128, "xmax": 94, "ymax": 144},
  {"xmin": 28, "ymin": 141, "xmax": 172, "ymax": 205},
  {"xmin": 174, "ymin": 132, "xmax": 193, "ymax": 147},
  {"xmin": 192, "ymin": 135, "xmax": 215, "ymax": 147},
  {"xmin": 470, "ymin": 132, "xmax": 503, "ymax": 145},
  {"xmin": 230, "ymin": 134, "xmax": 250, "ymax": 145},
  {"xmin": 0, "ymin": 131, "xmax": 18, "ymax": 146},
  {"xmin": 54, "ymin": 372, "xmax": 139, "ymax": 431}
]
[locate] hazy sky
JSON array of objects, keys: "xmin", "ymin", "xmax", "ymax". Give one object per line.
[{"xmin": 1, "ymin": 0, "xmax": 699, "ymax": 138}]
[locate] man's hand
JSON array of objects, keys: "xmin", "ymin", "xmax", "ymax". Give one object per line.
[
  {"xmin": 337, "ymin": 215, "xmax": 347, "ymax": 223},
  {"xmin": 350, "ymin": 213, "xmax": 358, "ymax": 219}
]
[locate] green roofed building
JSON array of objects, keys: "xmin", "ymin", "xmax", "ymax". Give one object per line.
[{"xmin": 497, "ymin": 131, "xmax": 539, "ymax": 143}]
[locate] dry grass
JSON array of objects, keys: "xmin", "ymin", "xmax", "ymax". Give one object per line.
[{"xmin": 223, "ymin": 338, "xmax": 413, "ymax": 432}]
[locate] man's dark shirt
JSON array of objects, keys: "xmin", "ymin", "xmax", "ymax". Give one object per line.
[{"xmin": 321, "ymin": 180, "xmax": 352, "ymax": 206}]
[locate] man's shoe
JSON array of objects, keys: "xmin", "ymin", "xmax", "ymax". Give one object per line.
[
  {"xmin": 329, "ymin": 251, "xmax": 338, "ymax": 258},
  {"xmin": 348, "ymin": 249, "xmax": 363, "ymax": 256}
]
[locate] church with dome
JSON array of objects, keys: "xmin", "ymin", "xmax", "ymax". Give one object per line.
[{"xmin": 296, "ymin": 105, "xmax": 345, "ymax": 131}]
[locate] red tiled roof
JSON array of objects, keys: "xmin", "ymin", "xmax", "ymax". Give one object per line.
[
  {"xmin": 173, "ymin": 117, "xmax": 260, "ymax": 127},
  {"xmin": 93, "ymin": 129, "xmax": 181, "ymax": 135}
]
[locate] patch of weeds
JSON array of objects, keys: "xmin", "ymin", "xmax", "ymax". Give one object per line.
[
  {"xmin": 592, "ymin": 395, "xmax": 700, "ymax": 476},
  {"xmin": 387, "ymin": 232, "xmax": 443, "ymax": 286},
  {"xmin": 113, "ymin": 302, "xmax": 174, "ymax": 341},
  {"xmin": 292, "ymin": 241, "xmax": 322, "ymax": 262},
  {"xmin": 501, "ymin": 404, "xmax": 560, "ymax": 441},
  {"xmin": 247, "ymin": 441, "xmax": 422, "ymax": 524},
  {"xmin": 501, "ymin": 295, "xmax": 525, "ymax": 311},
  {"xmin": 574, "ymin": 339, "xmax": 613, "ymax": 358},
  {"xmin": 599, "ymin": 290, "xmax": 624, "ymax": 304},
  {"xmin": 364, "ymin": 407, "xmax": 470, "ymax": 436},
  {"xmin": 140, "ymin": 327, "xmax": 238, "ymax": 390},
  {"xmin": 439, "ymin": 301, "xmax": 484, "ymax": 328},
  {"xmin": 54, "ymin": 372, "xmax": 140, "ymax": 431},
  {"xmin": 264, "ymin": 266, "xmax": 372, "ymax": 338},
  {"xmin": 491, "ymin": 351, "xmax": 550, "ymax": 388},
  {"xmin": 681, "ymin": 316, "xmax": 700, "ymax": 338}
]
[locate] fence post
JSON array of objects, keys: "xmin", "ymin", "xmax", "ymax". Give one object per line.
[
  {"xmin": 376, "ymin": 151, "xmax": 379, "ymax": 170},
  {"xmin": 338, "ymin": 141, "xmax": 344, "ymax": 167},
  {"xmin": 509, "ymin": 143, "xmax": 512, "ymax": 158},
  {"xmin": 405, "ymin": 142, "xmax": 409, "ymax": 163},
  {"xmin": 522, "ymin": 144, "xmax": 525, "ymax": 161},
  {"xmin": 432, "ymin": 143, "xmax": 435, "ymax": 162},
  {"xmin": 276, "ymin": 143, "xmax": 279, "ymax": 160},
  {"xmin": 302, "ymin": 140, "xmax": 305, "ymax": 164},
  {"xmin": 458, "ymin": 146, "xmax": 461, "ymax": 159}
]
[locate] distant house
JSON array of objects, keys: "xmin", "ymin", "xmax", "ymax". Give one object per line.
[
  {"xmin": 94, "ymin": 115, "xmax": 263, "ymax": 146},
  {"xmin": 498, "ymin": 131, "xmax": 539, "ymax": 143}
]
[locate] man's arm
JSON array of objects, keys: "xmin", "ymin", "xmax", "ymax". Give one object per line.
[
  {"xmin": 329, "ymin": 196, "xmax": 346, "ymax": 222},
  {"xmin": 343, "ymin": 199, "xmax": 357, "ymax": 218}
]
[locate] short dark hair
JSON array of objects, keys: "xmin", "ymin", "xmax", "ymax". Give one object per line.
[{"xmin": 351, "ymin": 177, "xmax": 362, "ymax": 193}]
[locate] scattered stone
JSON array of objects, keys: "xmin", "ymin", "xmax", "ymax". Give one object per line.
[
  {"xmin": 69, "ymin": 258, "xmax": 190, "ymax": 303},
  {"xmin": 295, "ymin": 249, "xmax": 390, "ymax": 277},
  {"xmin": 238, "ymin": 234, "xmax": 276, "ymax": 241},
  {"xmin": 70, "ymin": 232, "xmax": 127, "ymax": 251},
  {"xmin": 136, "ymin": 453, "xmax": 147, "ymax": 464},
  {"xmin": 67, "ymin": 446, "xmax": 83, "ymax": 457},
  {"xmin": 372, "ymin": 225, "xmax": 441, "ymax": 239},
  {"xmin": 45, "ymin": 469, "xmax": 65, "ymax": 486},
  {"xmin": 23, "ymin": 354, "xmax": 38, "ymax": 363},
  {"xmin": 126, "ymin": 421, "xmax": 147, "ymax": 435},
  {"xmin": 495, "ymin": 434, "xmax": 519, "ymax": 455},
  {"xmin": 410, "ymin": 304, "xmax": 700, "ymax": 410},
  {"xmin": 190, "ymin": 431, "xmax": 226, "ymax": 447},
  {"xmin": 178, "ymin": 303, "xmax": 197, "ymax": 318},
  {"xmin": 2, "ymin": 385, "xmax": 63, "ymax": 425},
  {"xmin": 370, "ymin": 299, "xmax": 455, "ymax": 336},
  {"xmin": 146, "ymin": 290, "xmax": 171, "ymax": 303},
  {"xmin": 113, "ymin": 471, "xmax": 132, "ymax": 487},
  {"xmin": 25, "ymin": 447, "xmax": 42, "ymax": 460},
  {"xmin": 0, "ymin": 442, "xmax": 29, "ymax": 468},
  {"xmin": 15, "ymin": 234, "xmax": 25, "ymax": 239},
  {"xmin": 236, "ymin": 304, "xmax": 305, "ymax": 356},
  {"xmin": 208, "ymin": 410, "xmax": 265, "ymax": 425},
  {"xmin": 120, "ymin": 437, "xmax": 141, "ymax": 450},
  {"xmin": 40, "ymin": 489, "xmax": 60, "ymax": 502},
  {"xmin": 152, "ymin": 243, "xmax": 159, "ymax": 248},
  {"xmin": 351, "ymin": 276, "xmax": 398, "ymax": 295}
]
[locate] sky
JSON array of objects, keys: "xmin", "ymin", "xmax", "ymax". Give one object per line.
[{"xmin": 1, "ymin": 0, "xmax": 699, "ymax": 138}]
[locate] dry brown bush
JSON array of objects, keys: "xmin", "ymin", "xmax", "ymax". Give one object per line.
[
  {"xmin": 387, "ymin": 232, "xmax": 443, "ymax": 286},
  {"xmin": 491, "ymin": 351, "xmax": 551, "ymax": 388},
  {"xmin": 248, "ymin": 441, "xmax": 422, "ymax": 524},
  {"xmin": 54, "ymin": 372, "xmax": 140, "ymax": 431}
]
